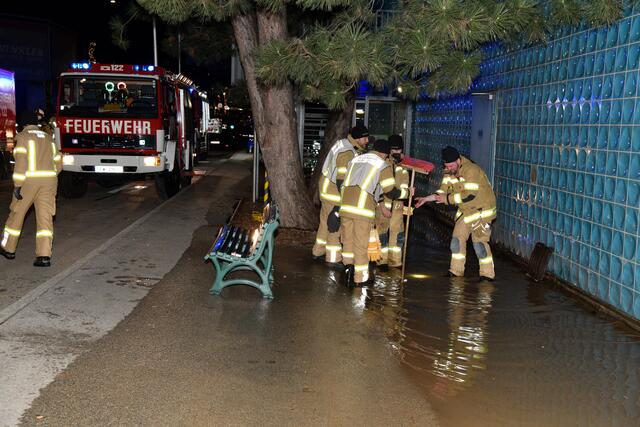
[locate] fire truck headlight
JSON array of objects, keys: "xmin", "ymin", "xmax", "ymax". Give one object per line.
[
  {"xmin": 144, "ymin": 156, "xmax": 161, "ymax": 167},
  {"xmin": 62, "ymin": 155, "xmax": 75, "ymax": 166}
]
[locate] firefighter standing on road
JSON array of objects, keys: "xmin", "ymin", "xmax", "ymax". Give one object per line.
[
  {"xmin": 330, "ymin": 139, "xmax": 401, "ymax": 287},
  {"xmin": 312, "ymin": 125, "xmax": 369, "ymax": 266},
  {"xmin": 0, "ymin": 109, "xmax": 62, "ymax": 267},
  {"xmin": 415, "ymin": 146, "xmax": 497, "ymax": 281},
  {"xmin": 376, "ymin": 134, "xmax": 411, "ymax": 271}
]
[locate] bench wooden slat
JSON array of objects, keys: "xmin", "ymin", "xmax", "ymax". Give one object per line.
[{"xmin": 204, "ymin": 204, "xmax": 279, "ymax": 299}]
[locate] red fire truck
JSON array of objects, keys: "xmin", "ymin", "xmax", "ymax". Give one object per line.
[
  {"xmin": 55, "ymin": 63, "xmax": 209, "ymax": 199},
  {"xmin": 0, "ymin": 68, "xmax": 16, "ymax": 179}
]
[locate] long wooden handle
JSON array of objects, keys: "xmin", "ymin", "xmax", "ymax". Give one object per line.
[{"xmin": 401, "ymin": 169, "xmax": 416, "ymax": 280}]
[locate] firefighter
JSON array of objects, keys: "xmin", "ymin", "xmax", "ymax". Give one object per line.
[
  {"xmin": 312, "ymin": 125, "xmax": 369, "ymax": 266},
  {"xmin": 376, "ymin": 134, "xmax": 411, "ymax": 271},
  {"xmin": 0, "ymin": 108, "xmax": 62, "ymax": 267},
  {"xmin": 415, "ymin": 146, "xmax": 497, "ymax": 281},
  {"xmin": 330, "ymin": 138, "xmax": 401, "ymax": 287}
]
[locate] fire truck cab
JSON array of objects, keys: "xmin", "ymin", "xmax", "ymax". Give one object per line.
[{"xmin": 56, "ymin": 63, "xmax": 209, "ymax": 199}]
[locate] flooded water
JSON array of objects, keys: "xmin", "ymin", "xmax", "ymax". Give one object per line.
[{"xmin": 353, "ymin": 214, "xmax": 640, "ymax": 427}]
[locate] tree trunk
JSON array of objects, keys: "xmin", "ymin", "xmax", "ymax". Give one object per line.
[
  {"xmin": 230, "ymin": 14, "xmax": 265, "ymax": 145},
  {"xmin": 256, "ymin": 10, "xmax": 317, "ymax": 229},
  {"xmin": 307, "ymin": 96, "xmax": 355, "ymax": 206},
  {"xmin": 231, "ymin": 10, "xmax": 317, "ymax": 229}
]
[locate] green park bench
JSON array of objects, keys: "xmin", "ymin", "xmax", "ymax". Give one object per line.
[{"xmin": 204, "ymin": 203, "xmax": 279, "ymax": 299}]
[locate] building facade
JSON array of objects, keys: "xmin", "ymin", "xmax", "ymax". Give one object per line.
[{"xmin": 412, "ymin": 6, "xmax": 640, "ymax": 321}]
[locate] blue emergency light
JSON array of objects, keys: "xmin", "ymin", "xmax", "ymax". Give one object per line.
[
  {"xmin": 71, "ymin": 63, "xmax": 90, "ymax": 70},
  {"xmin": 134, "ymin": 65, "xmax": 156, "ymax": 72}
]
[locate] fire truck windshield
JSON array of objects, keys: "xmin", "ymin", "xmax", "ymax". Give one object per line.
[{"xmin": 59, "ymin": 77, "xmax": 158, "ymax": 118}]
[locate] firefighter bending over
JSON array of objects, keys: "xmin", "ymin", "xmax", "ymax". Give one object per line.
[
  {"xmin": 0, "ymin": 108, "xmax": 62, "ymax": 267},
  {"xmin": 312, "ymin": 125, "xmax": 369, "ymax": 266},
  {"xmin": 415, "ymin": 146, "xmax": 497, "ymax": 281},
  {"xmin": 329, "ymin": 139, "xmax": 401, "ymax": 287}
]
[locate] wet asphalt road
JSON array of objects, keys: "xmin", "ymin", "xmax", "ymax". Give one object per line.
[
  {"xmin": 6, "ymin": 154, "xmax": 640, "ymax": 426},
  {"xmin": 0, "ymin": 153, "xmax": 229, "ymax": 311},
  {"xmin": 18, "ymin": 158, "xmax": 439, "ymax": 426}
]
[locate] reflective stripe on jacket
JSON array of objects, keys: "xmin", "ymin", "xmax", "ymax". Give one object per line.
[
  {"xmin": 340, "ymin": 153, "xmax": 395, "ymax": 219},
  {"xmin": 383, "ymin": 163, "xmax": 410, "ymax": 208},
  {"xmin": 319, "ymin": 138, "xmax": 357, "ymax": 203},
  {"xmin": 321, "ymin": 138, "xmax": 356, "ymax": 184},
  {"xmin": 13, "ymin": 125, "xmax": 61, "ymax": 185},
  {"xmin": 438, "ymin": 156, "xmax": 496, "ymax": 223}
]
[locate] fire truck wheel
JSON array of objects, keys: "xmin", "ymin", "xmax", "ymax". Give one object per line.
[
  {"xmin": 59, "ymin": 172, "xmax": 88, "ymax": 198},
  {"xmin": 154, "ymin": 168, "xmax": 181, "ymax": 200}
]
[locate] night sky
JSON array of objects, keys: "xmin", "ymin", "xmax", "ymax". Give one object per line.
[{"xmin": 2, "ymin": 0, "xmax": 230, "ymax": 89}]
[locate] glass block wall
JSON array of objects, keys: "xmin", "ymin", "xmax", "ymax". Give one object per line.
[
  {"xmin": 411, "ymin": 97, "xmax": 472, "ymax": 236},
  {"xmin": 412, "ymin": 8, "xmax": 640, "ymax": 321}
]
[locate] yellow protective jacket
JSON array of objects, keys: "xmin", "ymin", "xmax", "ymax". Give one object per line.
[
  {"xmin": 340, "ymin": 152, "xmax": 397, "ymax": 220},
  {"xmin": 438, "ymin": 156, "xmax": 496, "ymax": 224},
  {"xmin": 319, "ymin": 136, "xmax": 359, "ymax": 204},
  {"xmin": 383, "ymin": 162, "xmax": 410, "ymax": 209},
  {"xmin": 12, "ymin": 125, "xmax": 62, "ymax": 186}
]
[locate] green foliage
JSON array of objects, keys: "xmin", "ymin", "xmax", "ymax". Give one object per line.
[
  {"xmin": 110, "ymin": 2, "xmax": 147, "ymax": 50},
  {"xmin": 138, "ymin": 0, "xmax": 637, "ymax": 108},
  {"xmin": 550, "ymin": 0, "xmax": 582, "ymax": 26},
  {"xmin": 583, "ymin": 0, "xmax": 624, "ymax": 26},
  {"xmin": 137, "ymin": 0, "xmax": 194, "ymax": 24}
]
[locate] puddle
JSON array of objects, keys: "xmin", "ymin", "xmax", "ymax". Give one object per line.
[{"xmin": 352, "ymin": 214, "xmax": 640, "ymax": 426}]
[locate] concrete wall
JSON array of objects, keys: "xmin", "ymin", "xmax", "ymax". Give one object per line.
[{"xmin": 411, "ymin": 6, "xmax": 640, "ymax": 321}]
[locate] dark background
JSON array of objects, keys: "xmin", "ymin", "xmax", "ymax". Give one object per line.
[{"xmin": 1, "ymin": 0, "xmax": 230, "ymax": 120}]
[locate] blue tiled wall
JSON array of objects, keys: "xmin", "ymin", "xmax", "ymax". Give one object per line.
[
  {"xmin": 412, "ymin": 10, "xmax": 640, "ymax": 321},
  {"xmin": 411, "ymin": 97, "xmax": 472, "ymax": 226}
]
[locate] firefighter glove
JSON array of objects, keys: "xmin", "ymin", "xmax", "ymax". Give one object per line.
[
  {"xmin": 327, "ymin": 206, "xmax": 341, "ymax": 233},
  {"xmin": 14, "ymin": 187, "xmax": 23, "ymax": 200}
]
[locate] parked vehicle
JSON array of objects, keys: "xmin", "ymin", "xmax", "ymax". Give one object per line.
[
  {"xmin": 208, "ymin": 108, "xmax": 253, "ymax": 151},
  {"xmin": 55, "ymin": 63, "xmax": 209, "ymax": 199},
  {"xmin": 0, "ymin": 68, "xmax": 16, "ymax": 180}
]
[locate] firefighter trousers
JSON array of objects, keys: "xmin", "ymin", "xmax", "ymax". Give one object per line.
[
  {"xmin": 449, "ymin": 219, "xmax": 494, "ymax": 279},
  {"xmin": 312, "ymin": 200, "xmax": 342, "ymax": 263},
  {"xmin": 376, "ymin": 201, "xmax": 405, "ymax": 266},
  {"xmin": 341, "ymin": 216, "xmax": 372, "ymax": 284},
  {"xmin": 2, "ymin": 180, "xmax": 57, "ymax": 257}
]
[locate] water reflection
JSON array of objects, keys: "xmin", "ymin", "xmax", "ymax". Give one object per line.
[
  {"xmin": 353, "ymin": 211, "xmax": 640, "ymax": 426},
  {"xmin": 430, "ymin": 280, "xmax": 494, "ymax": 397}
]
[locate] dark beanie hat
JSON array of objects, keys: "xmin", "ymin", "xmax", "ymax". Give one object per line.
[
  {"xmin": 388, "ymin": 134, "xmax": 403, "ymax": 150},
  {"xmin": 442, "ymin": 146, "xmax": 460, "ymax": 163},
  {"xmin": 373, "ymin": 138, "xmax": 391, "ymax": 155},
  {"xmin": 349, "ymin": 125, "xmax": 369, "ymax": 139}
]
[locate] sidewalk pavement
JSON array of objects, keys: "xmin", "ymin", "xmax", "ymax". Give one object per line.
[{"xmin": 13, "ymin": 155, "xmax": 438, "ymax": 426}]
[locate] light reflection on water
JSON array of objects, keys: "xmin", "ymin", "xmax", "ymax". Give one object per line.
[{"xmin": 353, "ymin": 214, "xmax": 640, "ymax": 427}]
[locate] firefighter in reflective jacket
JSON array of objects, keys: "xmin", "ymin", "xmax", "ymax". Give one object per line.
[
  {"xmin": 332, "ymin": 139, "xmax": 401, "ymax": 286},
  {"xmin": 312, "ymin": 125, "xmax": 369, "ymax": 265},
  {"xmin": 415, "ymin": 146, "xmax": 497, "ymax": 281},
  {"xmin": 0, "ymin": 109, "xmax": 62, "ymax": 267},
  {"xmin": 376, "ymin": 135, "xmax": 410, "ymax": 270}
]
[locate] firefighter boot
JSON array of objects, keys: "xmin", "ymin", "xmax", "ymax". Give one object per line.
[
  {"xmin": 367, "ymin": 262, "xmax": 377, "ymax": 284},
  {"xmin": 0, "ymin": 247, "xmax": 15, "ymax": 260},
  {"xmin": 34, "ymin": 256, "xmax": 51, "ymax": 267},
  {"xmin": 344, "ymin": 265, "xmax": 355, "ymax": 288}
]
